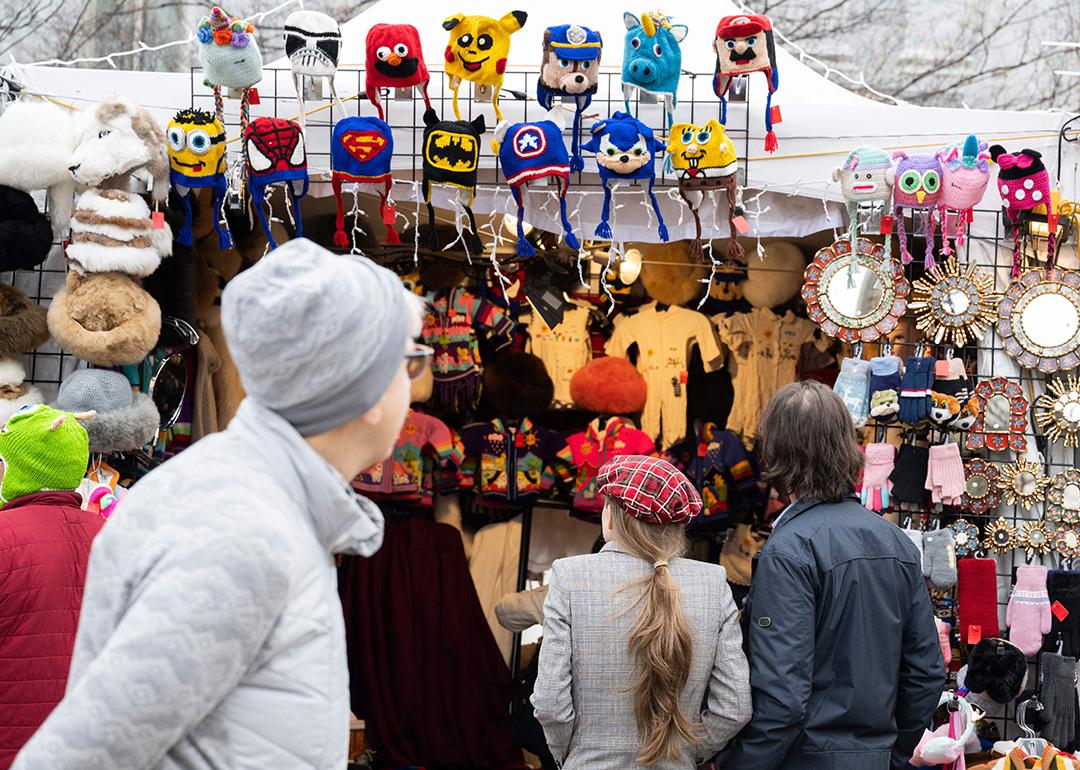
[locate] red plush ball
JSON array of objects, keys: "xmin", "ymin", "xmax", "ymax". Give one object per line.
[{"xmin": 570, "ymin": 357, "xmax": 647, "ymax": 415}]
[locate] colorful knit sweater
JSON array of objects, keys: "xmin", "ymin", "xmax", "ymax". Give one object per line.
[
  {"xmin": 460, "ymin": 417, "xmax": 575, "ymax": 506},
  {"xmin": 667, "ymin": 420, "xmax": 758, "ymax": 529},
  {"xmin": 352, "ymin": 410, "xmax": 461, "ymax": 507},
  {"xmin": 566, "ymin": 417, "xmax": 657, "ymax": 514}
]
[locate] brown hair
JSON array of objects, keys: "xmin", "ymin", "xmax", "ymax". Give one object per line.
[
  {"xmin": 608, "ymin": 500, "xmax": 701, "ymax": 765},
  {"xmin": 758, "ymin": 379, "xmax": 863, "ymax": 501}
]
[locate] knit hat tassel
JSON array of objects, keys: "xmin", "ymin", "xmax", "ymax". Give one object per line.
[
  {"xmin": 381, "ymin": 181, "xmax": 400, "ymax": 246},
  {"xmin": 896, "ymin": 208, "xmax": 912, "ymax": 265},
  {"xmin": 647, "ymin": 181, "xmax": 669, "ymax": 242},
  {"xmin": 212, "ymin": 181, "xmax": 232, "ymax": 250},
  {"xmin": 763, "ymin": 88, "xmax": 778, "ymax": 153},
  {"xmin": 595, "ymin": 185, "xmax": 613, "ymax": 240},
  {"xmin": 178, "ymin": 194, "xmax": 195, "ymax": 247},
  {"xmin": 510, "ymin": 187, "xmax": 535, "ymax": 257},
  {"xmin": 558, "ymin": 185, "xmax": 579, "ymax": 251},
  {"xmin": 331, "ymin": 177, "xmax": 349, "ymax": 249},
  {"xmin": 923, "ymin": 210, "xmax": 936, "ymax": 270}
]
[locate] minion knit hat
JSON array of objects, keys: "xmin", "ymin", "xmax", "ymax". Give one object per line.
[{"xmin": 0, "ymin": 404, "xmax": 90, "ymax": 503}]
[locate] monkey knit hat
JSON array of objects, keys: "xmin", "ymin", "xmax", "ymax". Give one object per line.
[
  {"xmin": 713, "ymin": 14, "xmax": 780, "ymax": 152},
  {"xmin": 331, "ymin": 116, "xmax": 398, "ymax": 248},
  {"xmin": 0, "ymin": 404, "xmax": 90, "ymax": 503},
  {"xmin": 365, "ymin": 23, "xmax": 432, "ymax": 121},
  {"xmin": 494, "ymin": 119, "xmax": 580, "ymax": 256},
  {"xmin": 244, "ymin": 116, "xmax": 308, "ymax": 249}
]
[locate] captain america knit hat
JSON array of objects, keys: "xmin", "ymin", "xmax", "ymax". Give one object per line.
[{"xmin": 597, "ymin": 454, "xmax": 703, "ymax": 525}]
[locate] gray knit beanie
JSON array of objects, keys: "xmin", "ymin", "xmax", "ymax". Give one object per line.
[{"xmin": 221, "ymin": 238, "xmax": 408, "ymax": 436}]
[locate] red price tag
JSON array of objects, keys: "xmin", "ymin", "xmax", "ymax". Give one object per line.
[
  {"xmin": 381, "ymin": 205, "xmax": 397, "ymax": 225},
  {"xmin": 1053, "ymin": 600, "xmax": 1070, "ymax": 622},
  {"xmin": 732, "ymin": 215, "xmax": 750, "ymax": 234},
  {"xmin": 697, "ymin": 443, "xmax": 708, "ymax": 457},
  {"xmin": 879, "ymin": 215, "xmax": 894, "ymax": 235},
  {"xmin": 151, "ymin": 210, "xmax": 165, "ymax": 230},
  {"xmin": 1048, "ymin": 213, "xmax": 1060, "ymax": 234},
  {"xmin": 769, "ymin": 105, "xmax": 783, "ymax": 125},
  {"xmin": 247, "ymin": 88, "xmax": 260, "ymax": 105},
  {"xmin": 966, "ymin": 624, "xmax": 982, "ymax": 645},
  {"xmin": 679, "ymin": 371, "xmax": 688, "ymax": 384}
]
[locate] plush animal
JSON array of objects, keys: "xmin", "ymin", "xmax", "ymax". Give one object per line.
[
  {"xmin": 167, "ymin": 108, "xmax": 231, "ymax": 250},
  {"xmin": 537, "ymin": 24, "xmax": 602, "ymax": 173},
  {"xmin": 892, "ymin": 151, "xmax": 943, "ymax": 268},
  {"xmin": 244, "ymin": 116, "xmax": 308, "ymax": 248},
  {"xmin": 365, "ymin": 24, "xmax": 432, "ymax": 120},
  {"xmin": 581, "ymin": 111, "xmax": 668, "ymax": 242},
  {"xmin": 936, "ymin": 135, "xmax": 990, "ymax": 255},
  {"xmin": 421, "ymin": 108, "xmax": 486, "ymax": 254},
  {"xmin": 667, "ymin": 119, "xmax": 742, "ymax": 260},
  {"xmin": 69, "ymin": 98, "xmax": 169, "ymax": 203},
  {"xmin": 832, "ymin": 146, "xmax": 895, "ymax": 249},
  {"xmin": 283, "ymin": 10, "xmax": 344, "ymax": 121},
  {"xmin": 621, "ymin": 11, "xmax": 686, "ymax": 135},
  {"xmin": 989, "ymin": 145, "xmax": 1054, "ymax": 275},
  {"xmin": 494, "ymin": 119, "xmax": 580, "ymax": 256},
  {"xmin": 870, "ymin": 389, "xmax": 899, "ymax": 420},
  {"xmin": 330, "ymin": 115, "xmax": 398, "ymax": 248},
  {"xmin": 0, "ymin": 100, "xmax": 77, "ymax": 235},
  {"xmin": 713, "ymin": 14, "xmax": 780, "ymax": 152},
  {"xmin": 952, "ymin": 395, "xmax": 978, "ymax": 431},
  {"xmin": 929, "ymin": 392, "xmax": 961, "ymax": 427},
  {"xmin": 442, "ymin": 11, "xmax": 528, "ymax": 121}
]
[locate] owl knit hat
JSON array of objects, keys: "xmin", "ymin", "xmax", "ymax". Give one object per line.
[
  {"xmin": 244, "ymin": 116, "xmax": 308, "ymax": 248},
  {"xmin": 365, "ymin": 24, "xmax": 432, "ymax": 121},
  {"xmin": 713, "ymin": 14, "xmax": 780, "ymax": 152},
  {"xmin": 166, "ymin": 108, "xmax": 232, "ymax": 250},
  {"xmin": 0, "ymin": 405, "xmax": 90, "ymax": 504},
  {"xmin": 331, "ymin": 115, "xmax": 399, "ymax": 248},
  {"xmin": 892, "ymin": 151, "xmax": 943, "ymax": 269},
  {"xmin": 494, "ymin": 119, "xmax": 580, "ymax": 256}
]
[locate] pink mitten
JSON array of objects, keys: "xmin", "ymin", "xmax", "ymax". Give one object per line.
[
  {"xmin": 926, "ymin": 443, "xmax": 965, "ymax": 505},
  {"xmin": 1007, "ymin": 564, "xmax": 1051, "ymax": 656},
  {"xmin": 860, "ymin": 443, "xmax": 896, "ymax": 512},
  {"xmin": 936, "ymin": 618, "xmax": 952, "ymax": 671}
]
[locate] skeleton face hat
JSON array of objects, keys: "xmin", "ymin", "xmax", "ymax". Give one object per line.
[{"xmin": 284, "ymin": 10, "xmax": 341, "ymax": 78}]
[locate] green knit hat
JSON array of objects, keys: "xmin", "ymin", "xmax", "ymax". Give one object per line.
[{"xmin": 0, "ymin": 404, "xmax": 89, "ymax": 503}]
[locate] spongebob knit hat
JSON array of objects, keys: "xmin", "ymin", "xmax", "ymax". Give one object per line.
[{"xmin": 0, "ymin": 404, "xmax": 89, "ymax": 503}]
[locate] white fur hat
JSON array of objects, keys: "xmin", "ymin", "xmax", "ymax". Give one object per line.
[
  {"xmin": 0, "ymin": 356, "xmax": 44, "ymax": 427},
  {"xmin": 66, "ymin": 189, "xmax": 172, "ymax": 277},
  {"xmin": 0, "ymin": 101, "xmax": 77, "ymax": 236}
]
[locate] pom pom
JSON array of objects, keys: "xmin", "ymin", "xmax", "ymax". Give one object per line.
[
  {"xmin": 232, "ymin": 31, "xmax": 250, "ymax": 48},
  {"xmin": 177, "ymin": 223, "xmax": 194, "ymax": 247},
  {"xmin": 570, "ymin": 357, "xmax": 648, "ymax": 415},
  {"xmin": 517, "ymin": 237, "xmax": 536, "ymax": 257},
  {"xmin": 594, "ymin": 221, "xmax": 612, "ymax": 240},
  {"xmin": 197, "ymin": 26, "xmax": 213, "ymax": 43},
  {"xmin": 385, "ymin": 227, "xmax": 401, "ymax": 245},
  {"xmin": 213, "ymin": 29, "xmax": 232, "ymax": 46},
  {"xmin": 764, "ymin": 130, "xmax": 778, "ymax": 153},
  {"xmin": 230, "ymin": 19, "xmax": 245, "ymax": 31},
  {"xmin": 332, "ymin": 229, "xmax": 350, "ymax": 249},
  {"xmin": 570, "ymin": 155, "xmax": 584, "ymax": 174}
]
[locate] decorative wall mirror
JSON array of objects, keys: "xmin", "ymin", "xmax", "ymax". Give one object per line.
[
  {"xmin": 998, "ymin": 268, "xmax": 1080, "ymax": 373},
  {"xmin": 950, "ymin": 518, "xmax": 980, "ymax": 557},
  {"xmin": 997, "ymin": 457, "xmax": 1050, "ymax": 509},
  {"xmin": 1018, "ymin": 520, "xmax": 1052, "ymax": 559},
  {"xmin": 1047, "ymin": 469, "xmax": 1080, "ymax": 525},
  {"xmin": 1055, "ymin": 526, "xmax": 1080, "ymax": 559},
  {"xmin": 962, "ymin": 458, "xmax": 1002, "ymax": 515},
  {"xmin": 802, "ymin": 237, "xmax": 910, "ymax": 343},
  {"xmin": 965, "ymin": 376, "xmax": 1029, "ymax": 453},
  {"xmin": 1035, "ymin": 375, "xmax": 1080, "ymax": 448},
  {"xmin": 149, "ymin": 353, "xmax": 188, "ymax": 432},
  {"xmin": 910, "ymin": 258, "xmax": 1001, "ymax": 346},
  {"xmin": 983, "ymin": 517, "xmax": 1017, "ymax": 555}
]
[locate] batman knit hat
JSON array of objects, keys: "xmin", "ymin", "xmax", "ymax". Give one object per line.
[
  {"xmin": 221, "ymin": 238, "xmax": 409, "ymax": 436},
  {"xmin": 0, "ymin": 404, "xmax": 89, "ymax": 503}
]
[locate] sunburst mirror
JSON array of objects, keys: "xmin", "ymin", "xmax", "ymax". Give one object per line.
[
  {"xmin": 910, "ymin": 258, "xmax": 1001, "ymax": 347},
  {"xmin": 983, "ymin": 517, "xmax": 1017, "ymax": 555},
  {"xmin": 997, "ymin": 458, "xmax": 1051, "ymax": 509},
  {"xmin": 1036, "ymin": 375, "xmax": 1080, "ymax": 448},
  {"xmin": 1018, "ymin": 520, "xmax": 1052, "ymax": 559},
  {"xmin": 998, "ymin": 268, "xmax": 1080, "ymax": 373},
  {"xmin": 1047, "ymin": 469, "xmax": 1080, "ymax": 526}
]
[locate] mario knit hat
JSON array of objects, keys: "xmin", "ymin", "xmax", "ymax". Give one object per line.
[
  {"xmin": 0, "ymin": 185, "xmax": 53, "ymax": 272},
  {"xmin": 244, "ymin": 116, "xmax": 309, "ymax": 248},
  {"xmin": 331, "ymin": 115, "xmax": 399, "ymax": 248},
  {"xmin": 494, "ymin": 119, "xmax": 580, "ymax": 256},
  {"xmin": 597, "ymin": 454, "xmax": 703, "ymax": 525},
  {"xmin": 0, "ymin": 404, "xmax": 90, "ymax": 503},
  {"xmin": 713, "ymin": 13, "xmax": 779, "ymax": 152}
]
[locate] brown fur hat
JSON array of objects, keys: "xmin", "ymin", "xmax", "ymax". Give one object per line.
[
  {"xmin": 570, "ymin": 356, "xmax": 647, "ymax": 415},
  {"xmin": 48, "ymin": 271, "xmax": 161, "ymax": 366},
  {"xmin": 0, "ymin": 282, "xmax": 49, "ymax": 355},
  {"xmin": 636, "ymin": 241, "xmax": 708, "ymax": 307},
  {"xmin": 482, "ymin": 352, "xmax": 554, "ymax": 418}
]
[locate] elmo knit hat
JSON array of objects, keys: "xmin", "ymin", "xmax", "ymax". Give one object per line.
[{"xmin": 597, "ymin": 454, "xmax": 703, "ymax": 525}]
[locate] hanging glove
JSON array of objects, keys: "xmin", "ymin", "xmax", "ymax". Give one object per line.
[
  {"xmin": 925, "ymin": 443, "xmax": 965, "ymax": 506},
  {"xmin": 890, "ymin": 444, "xmax": 929, "ymax": 506},
  {"xmin": 860, "ymin": 442, "xmax": 896, "ymax": 512},
  {"xmin": 1039, "ymin": 651, "xmax": 1078, "ymax": 749},
  {"xmin": 1006, "ymin": 564, "xmax": 1051, "ymax": 656},
  {"xmin": 833, "ymin": 357, "xmax": 872, "ymax": 427},
  {"xmin": 922, "ymin": 529, "xmax": 957, "ymax": 589},
  {"xmin": 899, "ymin": 356, "xmax": 934, "ymax": 425}
]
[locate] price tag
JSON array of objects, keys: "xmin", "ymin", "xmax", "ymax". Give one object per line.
[
  {"xmin": 769, "ymin": 105, "xmax": 783, "ymax": 124},
  {"xmin": 1048, "ymin": 213, "xmax": 1060, "ymax": 235},
  {"xmin": 381, "ymin": 205, "xmax": 397, "ymax": 225},
  {"xmin": 679, "ymin": 371, "xmax": 688, "ymax": 384},
  {"xmin": 151, "ymin": 210, "xmax": 165, "ymax": 230},
  {"xmin": 247, "ymin": 88, "xmax": 261, "ymax": 105},
  {"xmin": 879, "ymin": 215, "xmax": 894, "ymax": 235},
  {"xmin": 697, "ymin": 443, "xmax": 708, "ymax": 457},
  {"xmin": 966, "ymin": 624, "xmax": 982, "ymax": 645},
  {"xmin": 732, "ymin": 215, "xmax": 750, "ymax": 234},
  {"xmin": 1053, "ymin": 600, "xmax": 1070, "ymax": 622}
]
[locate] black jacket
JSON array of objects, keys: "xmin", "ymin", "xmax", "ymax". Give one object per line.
[{"xmin": 722, "ymin": 496, "xmax": 944, "ymax": 770}]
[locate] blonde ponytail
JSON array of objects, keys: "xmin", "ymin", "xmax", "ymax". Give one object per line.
[{"xmin": 611, "ymin": 504, "xmax": 702, "ymax": 765}]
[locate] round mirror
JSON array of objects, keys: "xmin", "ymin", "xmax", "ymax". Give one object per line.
[
  {"xmin": 1015, "ymin": 471, "xmax": 1037, "ymax": 495},
  {"xmin": 1021, "ymin": 293, "xmax": 1080, "ymax": 349},
  {"xmin": 1063, "ymin": 401, "xmax": 1080, "ymax": 424},
  {"xmin": 825, "ymin": 264, "xmax": 884, "ymax": 319},
  {"xmin": 967, "ymin": 475, "xmax": 989, "ymax": 498},
  {"xmin": 985, "ymin": 394, "xmax": 1012, "ymax": 433},
  {"xmin": 1065, "ymin": 483, "xmax": 1080, "ymax": 510},
  {"xmin": 942, "ymin": 289, "xmax": 971, "ymax": 315},
  {"xmin": 149, "ymin": 353, "xmax": 187, "ymax": 431}
]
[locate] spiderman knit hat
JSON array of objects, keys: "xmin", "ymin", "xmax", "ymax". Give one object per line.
[
  {"xmin": 495, "ymin": 119, "xmax": 580, "ymax": 256},
  {"xmin": 597, "ymin": 454, "xmax": 703, "ymax": 525},
  {"xmin": 331, "ymin": 116, "xmax": 398, "ymax": 248},
  {"xmin": 244, "ymin": 116, "xmax": 308, "ymax": 248}
]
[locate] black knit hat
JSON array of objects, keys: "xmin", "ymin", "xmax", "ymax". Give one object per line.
[{"xmin": 0, "ymin": 185, "xmax": 53, "ymax": 272}]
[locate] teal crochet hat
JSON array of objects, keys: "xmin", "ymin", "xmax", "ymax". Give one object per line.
[{"xmin": 0, "ymin": 404, "xmax": 89, "ymax": 503}]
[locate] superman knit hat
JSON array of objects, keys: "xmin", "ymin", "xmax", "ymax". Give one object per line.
[
  {"xmin": 597, "ymin": 454, "xmax": 703, "ymax": 525},
  {"xmin": 330, "ymin": 115, "xmax": 398, "ymax": 248}
]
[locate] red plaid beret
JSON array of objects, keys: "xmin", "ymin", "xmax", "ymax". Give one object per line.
[{"xmin": 596, "ymin": 455, "xmax": 703, "ymax": 525}]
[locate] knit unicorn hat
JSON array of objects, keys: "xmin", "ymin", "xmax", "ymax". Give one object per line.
[
  {"xmin": 621, "ymin": 11, "xmax": 687, "ymax": 135},
  {"xmin": 198, "ymin": 7, "xmax": 262, "ymax": 90},
  {"xmin": 936, "ymin": 135, "xmax": 990, "ymax": 255},
  {"xmin": 713, "ymin": 14, "xmax": 780, "ymax": 152},
  {"xmin": 331, "ymin": 116, "xmax": 399, "ymax": 249}
]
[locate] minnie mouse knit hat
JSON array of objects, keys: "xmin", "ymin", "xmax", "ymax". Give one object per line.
[{"xmin": 597, "ymin": 454, "xmax": 703, "ymax": 525}]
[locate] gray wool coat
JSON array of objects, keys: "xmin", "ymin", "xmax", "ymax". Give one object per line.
[{"xmin": 532, "ymin": 541, "xmax": 752, "ymax": 770}]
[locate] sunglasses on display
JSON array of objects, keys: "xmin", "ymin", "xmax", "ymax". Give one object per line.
[{"xmin": 405, "ymin": 344, "xmax": 434, "ymax": 380}]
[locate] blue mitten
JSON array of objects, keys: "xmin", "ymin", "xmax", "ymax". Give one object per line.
[
  {"xmin": 899, "ymin": 356, "xmax": 934, "ymax": 426},
  {"xmin": 833, "ymin": 358, "xmax": 872, "ymax": 427}
]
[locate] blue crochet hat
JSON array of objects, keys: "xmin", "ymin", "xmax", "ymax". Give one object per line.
[
  {"xmin": 495, "ymin": 119, "xmax": 580, "ymax": 256},
  {"xmin": 331, "ymin": 116, "xmax": 398, "ymax": 248},
  {"xmin": 546, "ymin": 23, "xmax": 602, "ymax": 60},
  {"xmin": 244, "ymin": 116, "xmax": 308, "ymax": 248},
  {"xmin": 621, "ymin": 11, "xmax": 687, "ymax": 133}
]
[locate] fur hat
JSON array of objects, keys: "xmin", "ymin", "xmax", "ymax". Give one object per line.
[
  {"xmin": 638, "ymin": 241, "xmax": 708, "ymax": 307},
  {"xmin": 570, "ymin": 356, "xmax": 647, "ymax": 415},
  {"xmin": 482, "ymin": 351, "xmax": 553, "ymax": 417},
  {"xmin": 742, "ymin": 241, "xmax": 805, "ymax": 308},
  {"xmin": 67, "ymin": 189, "xmax": 172, "ymax": 277},
  {"xmin": 47, "ymin": 271, "xmax": 161, "ymax": 366},
  {"xmin": 0, "ymin": 101, "xmax": 78, "ymax": 235},
  {"xmin": 69, "ymin": 98, "xmax": 169, "ymax": 202},
  {"xmin": 54, "ymin": 368, "xmax": 159, "ymax": 454},
  {"xmin": 0, "ymin": 283, "xmax": 49, "ymax": 356},
  {"xmin": 0, "ymin": 356, "xmax": 44, "ymax": 427},
  {"xmin": 0, "ymin": 185, "xmax": 53, "ymax": 272},
  {"xmin": 963, "ymin": 637, "xmax": 1028, "ymax": 704}
]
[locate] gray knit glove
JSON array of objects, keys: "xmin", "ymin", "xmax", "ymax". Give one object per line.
[
  {"xmin": 1039, "ymin": 651, "xmax": 1078, "ymax": 749},
  {"xmin": 922, "ymin": 530, "xmax": 957, "ymax": 589}
]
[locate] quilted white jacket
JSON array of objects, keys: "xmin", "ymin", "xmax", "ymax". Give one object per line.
[{"xmin": 12, "ymin": 399, "xmax": 384, "ymax": 769}]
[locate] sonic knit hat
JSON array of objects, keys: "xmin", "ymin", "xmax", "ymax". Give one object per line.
[
  {"xmin": 0, "ymin": 404, "xmax": 89, "ymax": 503},
  {"xmin": 221, "ymin": 238, "xmax": 410, "ymax": 436},
  {"xmin": 0, "ymin": 185, "xmax": 53, "ymax": 272},
  {"xmin": 54, "ymin": 369, "xmax": 159, "ymax": 454},
  {"xmin": 330, "ymin": 115, "xmax": 398, "ymax": 248},
  {"xmin": 597, "ymin": 454, "xmax": 703, "ymax": 525}
]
